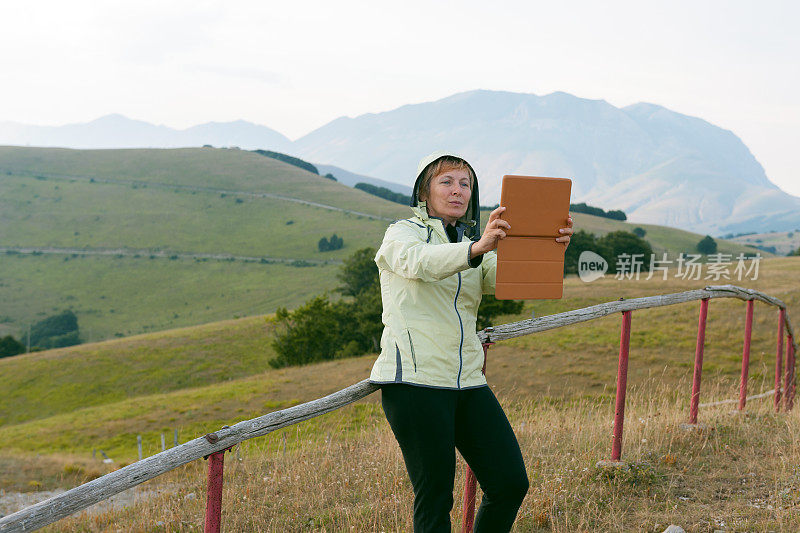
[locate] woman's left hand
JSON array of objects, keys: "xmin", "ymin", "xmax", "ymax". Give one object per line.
[{"xmin": 556, "ymin": 216, "xmax": 573, "ymax": 248}]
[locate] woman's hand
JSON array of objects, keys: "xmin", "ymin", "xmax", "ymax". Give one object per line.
[
  {"xmin": 556, "ymin": 216, "xmax": 574, "ymax": 248},
  {"xmin": 471, "ymin": 206, "xmax": 511, "ymax": 257}
]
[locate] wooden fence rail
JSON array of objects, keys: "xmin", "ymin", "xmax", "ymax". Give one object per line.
[
  {"xmin": 477, "ymin": 284, "xmax": 796, "ymax": 344},
  {"xmin": 0, "ymin": 284, "xmax": 796, "ymax": 532}
]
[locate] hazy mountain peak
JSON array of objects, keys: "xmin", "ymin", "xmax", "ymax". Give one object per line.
[
  {"xmin": 84, "ymin": 114, "xmax": 160, "ymax": 128},
  {"xmin": 292, "ymin": 89, "xmax": 799, "ymax": 235},
  {"xmin": 0, "ymin": 115, "xmax": 292, "ymax": 152}
]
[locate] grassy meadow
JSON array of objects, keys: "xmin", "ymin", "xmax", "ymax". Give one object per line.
[
  {"xmin": 1, "ymin": 146, "xmax": 767, "ymax": 342},
  {"xmin": 0, "ymin": 172, "xmax": 395, "ymax": 257},
  {"xmin": 0, "ymin": 252, "xmax": 338, "ymax": 343},
  {"xmin": 1, "ymin": 256, "xmax": 797, "ymax": 530},
  {"xmin": 0, "ymin": 146, "xmax": 408, "ymax": 217},
  {"xmin": 0, "ymin": 146, "xmax": 408, "ymax": 340}
]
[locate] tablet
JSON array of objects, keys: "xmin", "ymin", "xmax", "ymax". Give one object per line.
[{"xmin": 495, "ymin": 175, "xmax": 572, "ymax": 300}]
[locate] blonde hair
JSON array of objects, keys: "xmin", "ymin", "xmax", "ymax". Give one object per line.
[{"xmin": 417, "ymin": 156, "xmax": 475, "ymax": 203}]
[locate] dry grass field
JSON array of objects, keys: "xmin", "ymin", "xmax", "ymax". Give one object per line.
[
  {"xmin": 3, "ymin": 256, "xmax": 798, "ymax": 531},
  {"xmin": 40, "ymin": 379, "xmax": 800, "ymax": 532}
]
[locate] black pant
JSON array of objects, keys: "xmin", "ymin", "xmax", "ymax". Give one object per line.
[{"xmin": 380, "ymin": 383, "xmax": 529, "ymax": 532}]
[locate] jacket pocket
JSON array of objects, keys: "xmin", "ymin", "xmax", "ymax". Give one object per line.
[{"xmin": 407, "ymin": 330, "xmax": 417, "ymax": 372}]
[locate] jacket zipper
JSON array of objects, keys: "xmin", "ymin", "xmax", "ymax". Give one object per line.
[
  {"xmin": 407, "ymin": 331, "xmax": 417, "ymax": 372},
  {"xmin": 455, "ymin": 272, "xmax": 464, "ymax": 388}
]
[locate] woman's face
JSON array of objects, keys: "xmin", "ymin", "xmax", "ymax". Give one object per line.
[{"xmin": 424, "ymin": 168, "xmax": 472, "ymax": 226}]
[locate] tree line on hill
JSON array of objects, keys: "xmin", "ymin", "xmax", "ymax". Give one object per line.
[
  {"xmin": 0, "ymin": 310, "xmax": 81, "ymax": 358},
  {"xmin": 355, "ymin": 183, "xmax": 411, "ymax": 205},
  {"xmin": 569, "ymin": 202, "xmax": 626, "ymax": 221},
  {"xmin": 249, "ymin": 149, "xmax": 336, "ymax": 181},
  {"xmin": 251, "ymin": 149, "xmax": 320, "ymax": 175}
]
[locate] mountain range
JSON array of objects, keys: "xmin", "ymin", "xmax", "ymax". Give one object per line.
[{"xmin": 2, "ymin": 90, "xmax": 798, "ymax": 235}]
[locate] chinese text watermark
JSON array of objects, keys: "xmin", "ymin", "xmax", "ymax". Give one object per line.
[{"xmin": 578, "ymin": 251, "xmax": 761, "ymax": 282}]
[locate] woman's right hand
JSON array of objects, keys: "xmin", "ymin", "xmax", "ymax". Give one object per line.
[{"xmin": 471, "ymin": 206, "xmax": 510, "ymax": 258}]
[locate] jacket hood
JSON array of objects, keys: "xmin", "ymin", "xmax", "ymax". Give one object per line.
[{"xmin": 411, "ymin": 150, "xmax": 481, "ymax": 240}]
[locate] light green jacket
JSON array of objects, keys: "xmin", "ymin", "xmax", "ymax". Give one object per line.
[{"xmin": 368, "ymin": 205, "xmax": 497, "ymax": 389}]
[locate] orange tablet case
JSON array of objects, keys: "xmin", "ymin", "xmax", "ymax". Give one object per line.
[{"xmin": 495, "ymin": 175, "xmax": 572, "ymax": 300}]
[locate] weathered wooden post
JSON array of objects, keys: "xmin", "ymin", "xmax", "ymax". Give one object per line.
[
  {"xmin": 739, "ymin": 300, "xmax": 754, "ymax": 410},
  {"xmin": 688, "ymin": 298, "xmax": 709, "ymax": 424},
  {"xmin": 137, "ymin": 435, "xmax": 143, "ymax": 461},
  {"xmin": 775, "ymin": 308, "xmax": 785, "ymax": 411}
]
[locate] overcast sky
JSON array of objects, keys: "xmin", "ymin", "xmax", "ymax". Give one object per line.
[{"xmin": 1, "ymin": 0, "xmax": 798, "ymax": 195}]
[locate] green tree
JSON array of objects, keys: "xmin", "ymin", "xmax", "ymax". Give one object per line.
[
  {"xmin": 563, "ymin": 229, "xmax": 612, "ymax": 275},
  {"xmin": 0, "ymin": 335, "xmax": 26, "ymax": 358},
  {"xmin": 30, "ymin": 310, "xmax": 80, "ymax": 349},
  {"xmin": 476, "ymin": 295, "xmax": 524, "ymax": 330},
  {"xmin": 269, "ymin": 296, "xmax": 349, "ymax": 367},
  {"xmin": 318, "ymin": 233, "xmax": 343, "ymax": 252},
  {"xmin": 598, "ymin": 231, "xmax": 653, "ymax": 273},
  {"xmin": 347, "ymin": 287, "xmax": 384, "ymax": 353},
  {"xmin": 336, "ymin": 247, "xmax": 379, "ymax": 297},
  {"xmin": 696, "ymin": 235, "xmax": 717, "ymax": 255},
  {"xmin": 633, "ymin": 227, "xmax": 646, "ymax": 238},
  {"xmin": 270, "ymin": 248, "xmax": 381, "ymax": 367}
]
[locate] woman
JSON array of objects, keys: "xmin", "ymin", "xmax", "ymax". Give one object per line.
[{"xmin": 368, "ymin": 150, "xmax": 573, "ymax": 532}]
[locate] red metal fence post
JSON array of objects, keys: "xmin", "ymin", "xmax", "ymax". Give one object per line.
[
  {"xmin": 739, "ymin": 300, "xmax": 754, "ymax": 410},
  {"xmin": 775, "ymin": 308, "xmax": 785, "ymax": 412},
  {"xmin": 204, "ymin": 450, "xmax": 226, "ymax": 533},
  {"xmin": 611, "ymin": 310, "xmax": 632, "ymax": 461},
  {"xmin": 688, "ymin": 298, "xmax": 709, "ymax": 424},
  {"xmin": 461, "ymin": 341, "xmax": 492, "ymax": 533},
  {"xmin": 785, "ymin": 334, "xmax": 794, "ymax": 411}
]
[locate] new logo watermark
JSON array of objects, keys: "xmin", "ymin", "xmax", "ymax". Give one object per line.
[
  {"xmin": 578, "ymin": 251, "xmax": 608, "ymax": 282},
  {"xmin": 578, "ymin": 252, "xmax": 761, "ymax": 282}
]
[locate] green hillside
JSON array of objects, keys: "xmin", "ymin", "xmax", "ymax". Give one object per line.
[
  {"xmin": 0, "ymin": 316, "xmax": 277, "ymax": 427},
  {"xmin": 0, "ymin": 146, "xmax": 404, "ymax": 217},
  {"xmin": 0, "ymin": 146, "xmax": 767, "ymax": 343},
  {"xmin": 0, "ymin": 146, "xmax": 408, "ymax": 340},
  {"xmin": 0, "ymin": 173, "xmax": 393, "ymax": 257},
  {"xmin": 3, "ymin": 257, "xmax": 796, "ymax": 460}
]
